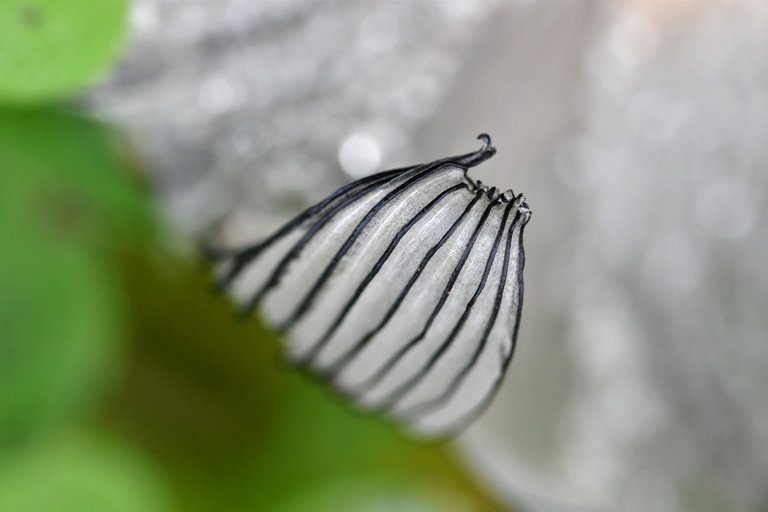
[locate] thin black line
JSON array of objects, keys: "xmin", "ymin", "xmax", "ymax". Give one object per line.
[
  {"xmin": 239, "ymin": 163, "xmax": 436, "ymax": 312},
  {"xmin": 216, "ymin": 167, "xmax": 411, "ymax": 287},
  {"xmin": 298, "ymin": 183, "xmax": 469, "ymax": 365},
  {"xmin": 319, "ymin": 190, "xmax": 485, "ymax": 377},
  {"xmin": 353, "ymin": 199, "xmax": 499, "ymax": 402},
  {"xmin": 278, "ymin": 163, "xmax": 463, "ymax": 331},
  {"xmin": 216, "ymin": 134, "xmax": 496, "ymax": 290},
  {"xmin": 401, "ymin": 208, "xmax": 522, "ymax": 418},
  {"xmin": 241, "ymin": 145, "xmax": 492, "ymax": 314},
  {"xmin": 379, "ymin": 201, "xmax": 513, "ymax": 412},
  {"xmin": 440, "ymin": 225, "xmax": 527, "ymax": 435}
]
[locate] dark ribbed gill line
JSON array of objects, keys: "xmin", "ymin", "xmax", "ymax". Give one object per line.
[
  {"xmin": 218, "ymin": 166, "xmax": 412, "ymax": 288},
  {"xmin": 240, "ymin": 162, "xmax": 441, "ymax": 313},
  {"xmin": 355, "ymin": 199, "xmax": 499, "ymax": 404},
  {"xmin": 323, "ymin": 190, "xmax": 485, "ymax": 378},
  {"xmin": 222, "ymin": 136, "xmax": 495, "ymax": 293},
  {"xmin": 444, "ymin": 228, "xmax": 527, "ymax": 435},
  {"xmin": 278, "ymin": 164, "xmax": 463, "ymax": 331},
  {"xmin": 297, "ymin": 183, "xmax": 469, "ymax": 366},
  {"xmin": 376, "ymin": 201, "xmax": 512, "ymax": 412},
  {"xmin": 402, "ymin": 209, "xmax": 522, "ymax": 418}
]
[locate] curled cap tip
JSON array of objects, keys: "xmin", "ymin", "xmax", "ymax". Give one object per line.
[
  {"xmin": 458, "ymin": 133, "xmax": 497, "ymax": 168},
  {"xmin": 477, "ymin": 133, "xmax": 491, "ymax": 145}
]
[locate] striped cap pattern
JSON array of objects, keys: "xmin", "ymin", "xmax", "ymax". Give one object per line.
[{"xmin": 211, "ymin": 134, "xmax": 531, "ymax": 437}]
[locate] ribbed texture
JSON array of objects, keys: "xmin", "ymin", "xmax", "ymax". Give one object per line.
[{"xmin": 212, "ymin": 135, "xmax": 531, "ymax": 437}]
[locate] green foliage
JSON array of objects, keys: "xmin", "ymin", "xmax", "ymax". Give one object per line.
[
  {"xmin": 108, "ymin": 252, "xmax": 498, "ymax": 512},
  {"xmin": 0, "ymin": 432, "xmax": 172, "ymax": 512},
  {"xmin": 271, "ymin": 477, "xmax": 445, "ymax": 512},
  {"xmin": 0, "ymin": 235, "xmax": 119, "ymax": 444},
  {"xmin": 0, "ymin": 103, "xmax": 168, "ymax": 508},
  {"xmin": 0, "ymin": 108, "xmax": 153, "ymax": 244},
  {"xmin": 0, "ymin": 0, "xmax": 128, "ymax": 104},
  {"xmin": 0, "ymin": 6, "xmax": 501, "ymax": 511},
  {"xmin": 0, "ymin": 108, "xmax": 153, "ymax": 447}
]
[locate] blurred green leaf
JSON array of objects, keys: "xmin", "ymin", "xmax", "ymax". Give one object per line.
[
  {"xmin": 103, "ymin": 253, "xmax": 502, "ymax": 512},
  {"xmin": 0, "ymin": 236, "xmax": 121, "ymax": 446},
  {"xmin": 0, "ymin": 431, "xmax": 173, "ymax": 512},
  {"xmin": 0, "ymin": 107, "xmax": 153, "ymax": 446},
  {"xmin": 0, "ymin": 108, "xmax": 154, "ymax": 245},
  {"xmin": 271, "ymin": 477, "xmax": 445, "ymax": 512},
  {"xmin": 0, "ymin": 0, "xmax": 128, "ymax": 105}
]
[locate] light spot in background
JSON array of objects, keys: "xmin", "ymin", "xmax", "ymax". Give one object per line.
[
  {"xmin": 198, "ymin": 77, "xmax": 243, "ymax": 115},
  {"xmin": 338, "ymin": 132, "xmax": 382, "ymax": 178},
  {"xmin": 229, "ymin": 127, "xmax": 255, "ymax": 158},
  {"xmin": 394, "ymin": 74, "xmax": 440, "ymax": 121},
  {"xmin": 642, "ymin": 230, "xmax": 702, "ymax": 296},
  {"xmin": 131, "ymin": 2, "xmax": 158, "ymax": 33},
  {"xmin": 694, "ymin": 176, "xmax": 759, "ymax": 240},
  {"xmin": 359, "ymin": 11, "xmax": 398, "ymax": 56},
  {"xmin": 603, "ymin": 11, "xmax": 660, "ymax": 72},
  {"xmin": 437, "ymin": 0, "xmax": 480, "ymax": 23},
  {"xmin": 626, "ymin": 88, "xmax": 688, "ymax": 141}
]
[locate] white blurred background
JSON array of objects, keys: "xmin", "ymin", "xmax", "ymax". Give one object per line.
[{"xmin": 89, "ymin": 1, "xmax": 768, "ymax": 511}]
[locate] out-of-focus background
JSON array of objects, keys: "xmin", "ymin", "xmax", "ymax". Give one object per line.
[{"xmin": 1, "ymin": 1, "xmax": 766, "ymax": 511}]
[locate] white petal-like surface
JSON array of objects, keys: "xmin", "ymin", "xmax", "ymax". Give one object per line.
[{"xmin": 212, "ymin": 135, "xmax": 531, "ymax": 437}]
